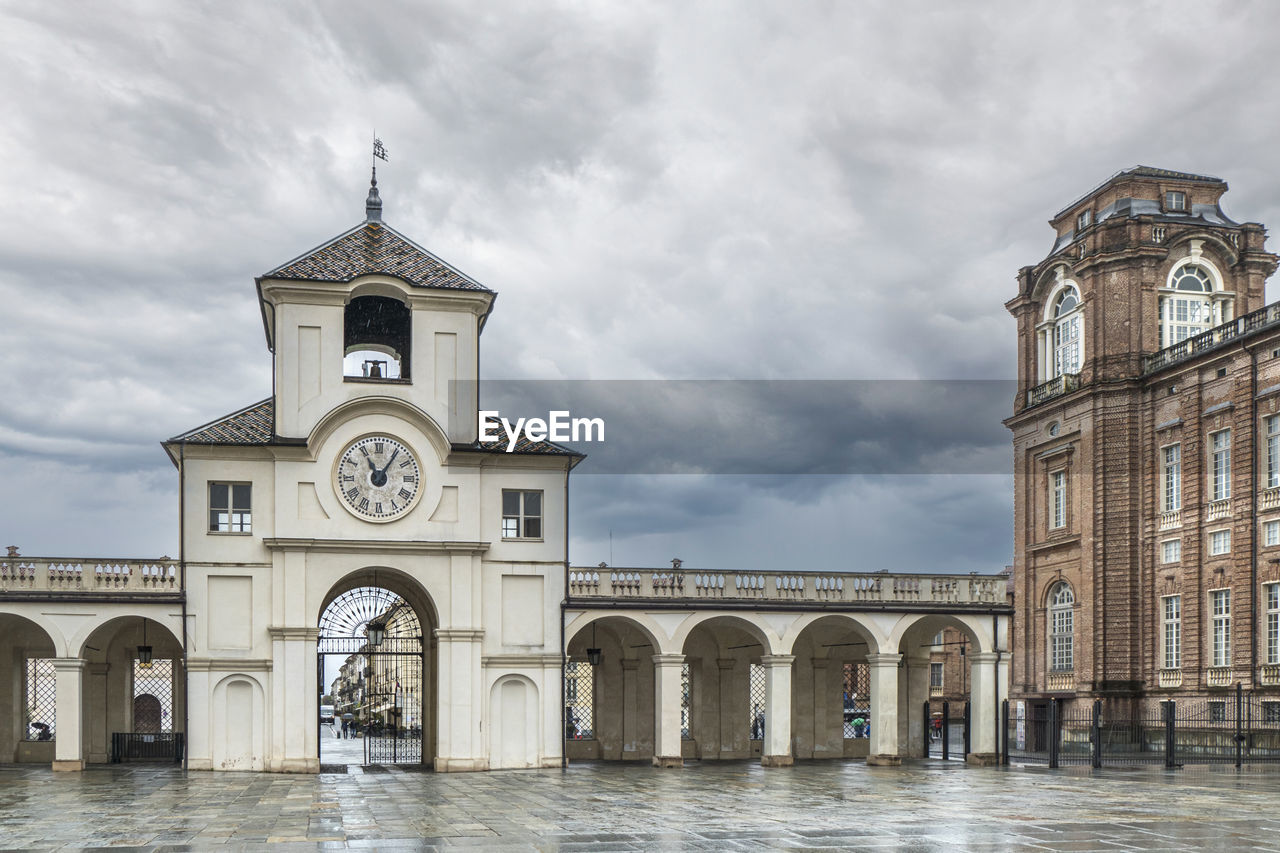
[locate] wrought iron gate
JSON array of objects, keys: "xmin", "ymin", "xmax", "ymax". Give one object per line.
[{"xmin": 318, "ymin": 587, "xmax": 425, "ymax": 766}]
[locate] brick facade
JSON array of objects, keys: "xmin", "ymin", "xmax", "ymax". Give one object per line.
[{"xmin": 1006, "ymin": 167, "xmax": 1280, "ymax": 717}]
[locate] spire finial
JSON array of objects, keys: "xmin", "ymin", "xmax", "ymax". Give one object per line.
[{"xmin": 367, "ymin": 136, "xmax": 389, "ymax": 222}]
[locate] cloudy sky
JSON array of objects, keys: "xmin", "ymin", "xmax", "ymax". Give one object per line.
[{"xmin": 3, "ymin": 1, "xmax": 1280, "ymax": 572}]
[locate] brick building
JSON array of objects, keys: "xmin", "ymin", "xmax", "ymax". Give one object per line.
[{"xmin": 1005, "ymin": 166, "xmax": 1280, "ymax": 718}]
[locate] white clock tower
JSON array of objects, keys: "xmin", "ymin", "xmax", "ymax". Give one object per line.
[{"xmin": 165, "ymin": 173, "xmax": 579, "ymax": 772}]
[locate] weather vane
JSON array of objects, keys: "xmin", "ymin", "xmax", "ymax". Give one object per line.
[{"xmin": 373, "ymin": 136, "xmax": 389, "ymax": 167}]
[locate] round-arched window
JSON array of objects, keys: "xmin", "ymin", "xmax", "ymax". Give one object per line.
[
  {"xmin": 1161, "ymin": 262, "xmax": 1222, "ymax": 347},
  {"xmin": 1171, "ymin": 264, "xmax": 1212, "ymax": 292},
  {"xmin": 1048, "ymin": 581, "xmax": 1074, "ymax": 671},
  {"xmin": 1049, "ymin": 285, "xmax": 1082, "ymax": 378}
]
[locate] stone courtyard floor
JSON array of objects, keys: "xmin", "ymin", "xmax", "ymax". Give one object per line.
[{"xmin": 2, "ymin": 759, "xmax": 1280, "ymax": 851}]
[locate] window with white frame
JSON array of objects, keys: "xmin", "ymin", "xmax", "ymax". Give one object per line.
[
  {"xmin": 1211, "ymin": 589, "xmax": 1231, "ymax": 668},
  {"xmin": 1166, "ymin": 190, "xmax": 1187, "ymax": 212},
  {"xmin": 932, "ymin": 631, "xmax": 944, "ymax": 647},
  {"xmin": 208, "ymin": 483, "xmax": 251, "ymax": 533},
  {"xmin": 1267, "ymin": 415, "xmax": 1280, "ymax": 489},
  {"xmin": 1050, "ymin": 285, "xmax": 1082, "ymax": 378},
  {"xmin": 930, "ymin": 662, "xmax": 943, "ymax": 688},
  {"xmin": 1267, "ymin": 521, "xmax": 1280, "ymax": 547},
  {"xmin": 1162, "ymin": 444, "xmax": 1181, "ymax": 513},
  {"xmin": 501, "ymin": 490, "xmax": 543, "ymax": 539},
  {"xmin": 1076, "ymin": 210, "xmax": 1091, "ymax": 231},
  {"xmin": 1048, "ymin": 582, "xmax": 1074, "ymax": 671},
  {"xmin": 1050, "ymin": 470, "xmax": 1067, "ymax": 530},
  {"xmin": 1211, "ymin": 429, "xmax": 1232, "ymax": 501},
  {"xmin": 1268, "ymin": 583, "xmax": 1280, "ymax": 666},
  {"xmin": 1161, "ymin": 539, "xmax": 1182, "ymax": 564},
  {"xmin": 1210, "ymin": 529, "xmax": 1231, "ymax": 556},
  {"xmin": 1162, "ymin": 595, "xmax": 1181, "ymax": 670},
  {"xmin": 1161, "ymin": 264, "xmax": 1216, "ymax": 347}
]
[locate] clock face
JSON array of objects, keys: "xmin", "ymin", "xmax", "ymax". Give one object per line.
[{"xmin": 334, "ymin": 435, "xmax": 422, "ymax": 522}]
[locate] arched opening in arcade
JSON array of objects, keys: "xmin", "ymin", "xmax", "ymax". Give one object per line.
[
  {"xmin": 788, "ymin": 615, "xmax": 881, "ymax": 761},
  {"xmin": 317, "ymin": 570, "xmax": 438, "ymax": 768},
  {"xmin": 896, "ymin": 615, "xmax": 992, "ymax": 762},
  {"xmin": 79, "ymin": 615, "xmax": 186, "ymax": 764},
  {"xmin": 564, "ymin": 615, "xmax": 661, "ymax": 762},
  {"xmin": 678, "ymin": 615, "xmax": 778, "ymax": 761},
  {"xmin": 0, "ymin": 613, "xmax": 58, "ymax": 764}
]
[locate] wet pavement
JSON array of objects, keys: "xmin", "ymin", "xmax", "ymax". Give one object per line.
[{"xmin": 1, "ymin": 759, "xmax": 1279, "ymax": 851}]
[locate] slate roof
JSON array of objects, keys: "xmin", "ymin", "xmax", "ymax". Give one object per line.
[
  {"xmin": 262, "ymin": 222, "xmax": 491, "ymax": 293},
  {"xmin": 168, "ymin": 399, "xmax": 274, "ymax": 445},
  {"xmin": 1054, "ymin": 165, "xmax": 1227, "ymax": 220},
  {"xmin": 167, "ymin": 398, "xmax": 581, "ymax": 457}
]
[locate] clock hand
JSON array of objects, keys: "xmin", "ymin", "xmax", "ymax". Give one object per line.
[{"xmin": 380, "ymin": 448, "xmax": 400, "ymax": 475}]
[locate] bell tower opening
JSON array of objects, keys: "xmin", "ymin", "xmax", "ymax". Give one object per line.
[{"xmin": 343, "ymin": 295, "xmax": 411, "ymax": 381}]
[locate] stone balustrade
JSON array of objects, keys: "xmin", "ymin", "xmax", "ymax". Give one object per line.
[
  {"xmin": 1158, "ymin": 510, "xmax": 1181, "ymax": 531},
  {"xmin": 567, "ymin": 568, "xmax": 1007, "ymax": 607},
  {"xmin": 1158, "ymin": 668, "xmax": 1183, "ymax": 688},
  {"xmin": 0, "ymin": 557, "xmax": 179, "ymax": 594},
  {"xmin": 1206, "ymin": 666, "xmax": 1234, "ymax": 687},
  {"xmin": 1259, "ymin": 664, "xmax": 1280, "ymax": 687}
]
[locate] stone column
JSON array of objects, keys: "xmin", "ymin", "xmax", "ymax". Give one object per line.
[
  {"xmin": 621, "ymin": 658, "xmax": 639, "ymax": 758},
  {"xmin": 761, "ymin": 654, "xmax": 795, "ymax": 767},
  {"xmin": 652, "ymin": 654, "xmax": 685, "ymax": 767},
  {"xmin": 717, "ymin": 658, "xmax": 736, "ymax": 757},
  {"xmin": 810, "ymin": 658, "xmax": 830, "ymax": 757},
  {"xmin": 268, "ymin": 626, "xmax": 319, "ymax": 773},
  {"xmin": 87, "ymin": 663, "xmax": 110, "ymax": 764},
  {"xmin": 898, "ymin": 654, "xmax": 930, "ymax": 759},
  {"xmin": 967, "ymin": 651, "xmax": 1002, "ymax": 765},
  {"xmin": 52, "ymin": 658, "xmax": 86, "ymax": 771},
  {"xmin": 866, "ymin": 653, "xmax": 902, "ymax": 765}
]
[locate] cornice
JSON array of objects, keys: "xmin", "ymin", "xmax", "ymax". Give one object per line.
[{"xmin": 264, "ymin": 538, "xmax": 490, "ymax": 555}]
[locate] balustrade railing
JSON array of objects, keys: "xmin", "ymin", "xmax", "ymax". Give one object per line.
[
  {"xmin": 1206, "ymin": 500, "xmax": 1231, "ymax": 521},
  {"xmin": 567, "ymin": 568, "xmax": 1007, "ymax": 607},
  {"xmin": 1262, "ymin": 488, "xmax": 1280, "ymax": 512},
  {"xmin": 1259, "ymin": 664, "xmax": 1280, "ymax": 687},
  {"xmin": 1158, "ymin": 510, "xmax": 1181, "ymax": 531},
  {"xmin": 1158, "ymin": 668, "xmax": 1183, "ymax": 688},
  {"xmin": 1206, "ymin": 667, "xmax": 1234, "ymax": 687},
  {"xmin": 0, "ymin": 557, "xmax": 179, "ymax": 594},
  {"xmin": 1144, "ymin": 303, "xmax": 1280, "ymax": 374},
  {"xmin": 1026, "ymin": 373, "xmax": 1080, "ymax": 408}
]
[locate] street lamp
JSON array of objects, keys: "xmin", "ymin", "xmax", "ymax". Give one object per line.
[
  {"xmin": 586, "ymin": 622, "xmax": 602, "ymax": 666},
  {"xmin": 366, "ymin": 619, "xmax": 386, "ymax": 648},
  {"xmin": 137, "ymin": 619, "xmax": 153, "ymax": 667}
]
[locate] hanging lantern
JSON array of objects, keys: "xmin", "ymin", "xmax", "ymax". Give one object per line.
[{"xmin": 366, "ymin": 619, "xmax": 386, "ymax": 648}]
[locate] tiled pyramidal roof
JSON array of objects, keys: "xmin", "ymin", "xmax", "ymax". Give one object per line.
[
  {"xmin": 168, "ymin": 398, "xmax": 579, "ymax": 456},
  {"xmin": 263, "ymin": 222, "xmax": 492, "ymax": 292}
]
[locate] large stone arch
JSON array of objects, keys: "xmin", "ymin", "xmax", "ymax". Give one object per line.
[
  {"xmin": 564, "ymin": 610, "xmax": 668, "ymax": 654},
  {"xmin": 0, "ymin": 613, "xmax": 59, "ymax": 763},
  {"xmin": 785, "ymin": 614, "xmax": 886, "ymax": 761},
  {"xmin": 670, "ymin": 612, "xmax": 779, "ymax": 656}
]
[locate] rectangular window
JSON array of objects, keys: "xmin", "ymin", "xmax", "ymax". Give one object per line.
[
  {"xmin": 1161, "ymin": 444, "xmax": 1181, "ymax": 513},
  {"xmin": 208, "ymin": 483, "xmax": 251, "ymax": 533},
  {"xmin": 930, "ymin": 662, "xmax": 943, "ymax": 688},
  {"xmin": 1209, "ymin": 701, "xmax": 1227, "ymax": 724},
  {"xmin": 1210, "ymin": 529, "xmax": 1231, "ymax": 556},
  {"xmin": 1161, "ymin": 539, "xmax": 1182, "ymax": 564},
  {"xmin": 501, "ymin": 490, "xmax": 543, "ymax": 539},
  {"xmin": 1162, "ymin": 595, "xmax": 1181, "ymax": 670},
  {"xmin": 1264, "ymin": 702, "xmax": 1280, "ymax": 725},
  {"xmin": 1267, "ymin": 521, "xmax": 1280, "ymax": 547},
  {"xmin": 1050, "ymin": 471, "xmax": 1067, "ymax": 530},
  {"xmin": 1268, "ymin": 583, "xmax": 1280, "ymax": 666},
  {"xmin": 1076, "ymin": 210, "xmax": 1091, "ymax": 231},
  {"xmin": 1211, "ymin": 589, "xmax": 1231, "ymax": 668},
  {"xmin": 932, "ymin": 631, "xmax": 944, "ymax": 647},
  {"xmin": 1267, "ymin": 416, "xmax": 1280, "ymax": 489},
  {"xmin": 1211, "ymin": 430, "xmax": 1231, "ymax": 501},
  {"xmin": 1166, "ymin": 190, "xmax": 1187, "ymax": 212}
]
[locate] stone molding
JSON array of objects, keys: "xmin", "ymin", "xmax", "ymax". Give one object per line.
[
  {"xmin": 263, "ymin": 537, "xmax": 490, "ymax": 555},
  {"xmin": 187, "ymin": 658, "xmax": 273, "ymax": 672},
  {"xmin": 434, "ymin": 628, "xmax": 485, "ymax": 641},
  {"xmin": 267, "ymin": 626, "xmax": 320, "ymax": 640},
  {"xmin": 651, "ymin": 654, "xmax": 685, "ymax": 666},
  {"xmin": 865, "ymin": 653, "xmax": 902, "ymax": 667},
  {"xmin": 759, "ymin": 655, "xmax": 795, "ymax": 667},
  {"xmin": 482, "ymin": 654, "xmax": 560, "ymax": 667}
]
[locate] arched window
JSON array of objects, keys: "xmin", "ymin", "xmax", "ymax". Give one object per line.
[
  {"xmin": 1051, "ymin": 286, "xmax": 1082, "ymax": 378},
  {"xmin": 1048, "ymin": 582, "xmax": 1074, "ymax": 672},
  {"xmin": 344, "ymin": 295, "xmax": 411, "ymax": 380},
  {"xmin": 1039, "ymin": 279, "xmax": 1083, "ymax": 382},
  {"xmin": 1160, "ymin": 261, "xmax": 1227, "ymax": 347}
]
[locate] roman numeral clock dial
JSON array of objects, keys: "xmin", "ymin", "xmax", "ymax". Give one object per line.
[{"xmin": 333, "ymin": 435, "xmax": 422, "ymax": 521}]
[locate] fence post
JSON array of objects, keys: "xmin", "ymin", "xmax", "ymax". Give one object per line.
[
  {"xmin": 1049, "ymin": 699, "xmax": 1060, "ymax": 769},
  {"xmin": 1091, "ymin": 699, "xmax": 1102, "ymax": 768},
  {"xmin": 963, "ymin": 699, "xmax": 971, "ymax": 758},
  {"xmin": 1002, "ymin": 699, "xmax": 1010, "ymax": 765},
  {"xmin": 1236, "ymin": 681, "xmax": 1244, "ymax": 769},
  {"xmin": 923, "ymin": 701, "xmax": 931, "ymax": 758},
  {"xmin": 1164, "ymin": 700, "xmax": 1176, "ymax": 769},
  {"xmin": 942, "ymin": 700, "xmax": 950, "ymax": 760}
]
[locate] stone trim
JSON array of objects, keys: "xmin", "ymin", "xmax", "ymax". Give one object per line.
[
  {"xmin": 186, "ymin": 658, "xmax": 273, "ymax": 672},
  {"xmin": 482, "ymin": 654, "xmax": 561, "ymax": 667},
  {"xmin": 267, "ymin": 627, "xmax": 320, "ymax": 640},
  {"xmin": 263, "ymin": 537, "xmax": 490, "ymax": 555},
  {"xmin": 434, "ymin": 628, "xmax": 484, "ymax": 641}
]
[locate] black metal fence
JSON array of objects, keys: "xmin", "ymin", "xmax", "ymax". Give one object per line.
[
  {"xmin": 925, "ymin": 700, "xmax": 970, "ymax": 760},
  {"xmin": 1002, "ymin": 685, "xmax": 1280, "ymax": 768},
  {"xmin": 364, "ymin": 732, "xmax": 422, "ymax": 764},
  {"xmin": 110, "ymin": 732, "xmax": 184, "ymax": 763}
]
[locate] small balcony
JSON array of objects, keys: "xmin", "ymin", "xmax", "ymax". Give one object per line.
[
  {"xmin": 929, "ymin": 685, "xmax": 944, "ymax": 698},
  {"xmin": 1206, "ymin": 500, "xmax": 1231, "ymax": 521},
  {"xmin": 1046, "ymin": 671, "xmax": 1075, "ymax": 692},
  {"xmin": 1259, "ymin": 664, "xmax": 1280, "ymax": 686},
  {"xmin": 1206, "ymin": 667, "xmax": 1234, "ymax": 687},
  {"xmin": 1158, "ymin": 668, "xmax": 1183, "ymax": 688},
  {"xmin": 1158, "ymin": 510, "xmax": 1181, "ymax": 531},
  {"xmin": 1026, "ymin": 373, "xmax": 1080, "ymax": 409},
  {"xmin": 1262, "ymin": 488, "xmax": 1280, "ymax": 512},
  {"xmin": 0, "ymin": 555, "xmax": 179, "ymax": 597}
]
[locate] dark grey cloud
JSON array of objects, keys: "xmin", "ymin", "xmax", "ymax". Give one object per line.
[{"xmin": 1, "ymin": 1, "xmax": 1279, "ymax": 567}]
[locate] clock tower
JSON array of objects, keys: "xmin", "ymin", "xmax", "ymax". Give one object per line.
[{"xmin": 166, "ymin": 174, "xmax": 580, "ymax": 773}]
